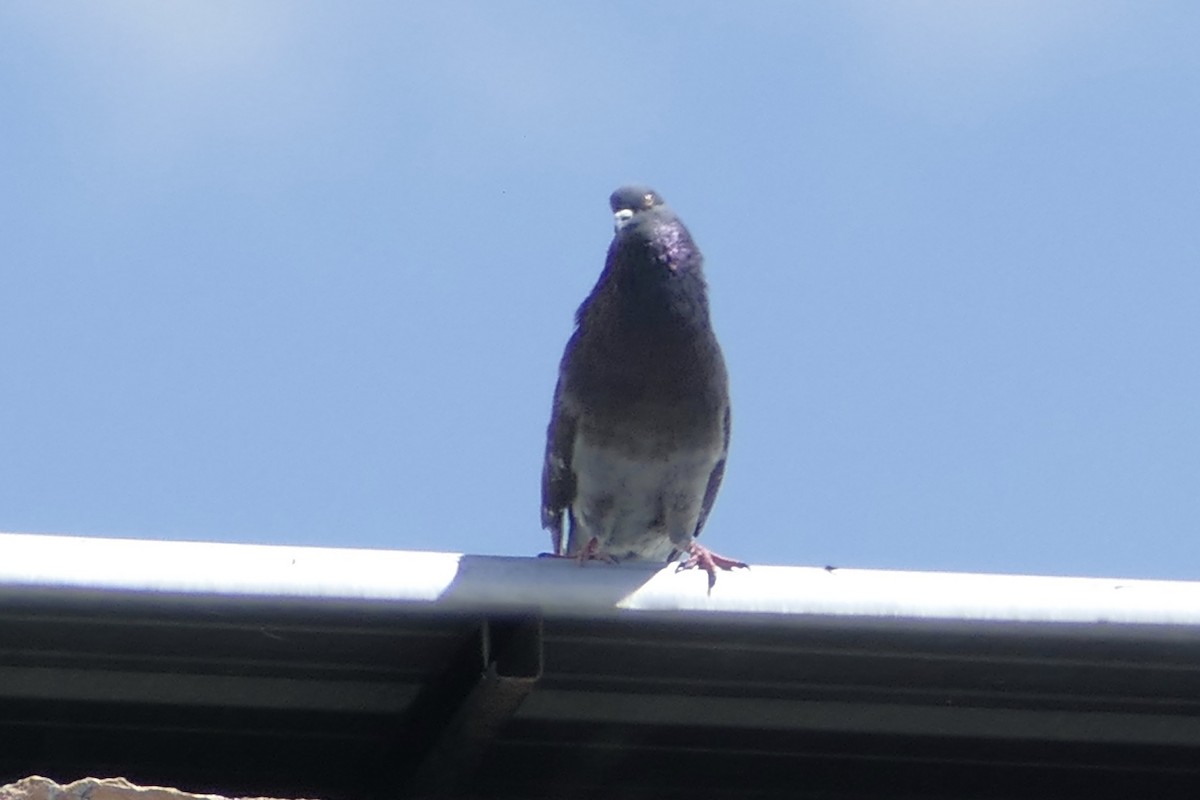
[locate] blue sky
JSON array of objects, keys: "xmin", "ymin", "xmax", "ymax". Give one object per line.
[{"xmin": 2, "ymin": 2, "xmax": 1198, "ymax": 580}]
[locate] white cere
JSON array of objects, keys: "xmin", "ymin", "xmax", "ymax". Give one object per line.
[{"xmin": 613, "ymin": 208, "xmax": 635, "ymax": 231}]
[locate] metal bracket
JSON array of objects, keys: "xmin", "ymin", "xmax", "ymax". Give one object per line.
[{"xmin": 403, "ymin": 614, "xmax": 543, "ymax": 798}]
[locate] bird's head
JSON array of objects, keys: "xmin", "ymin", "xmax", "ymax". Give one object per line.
[
  {"xmin": 610, "ymin": 186, "xmax": 665, "ymax": 232},
  {"xmin": 608, "ymin": 185, "xmax": 698, "ymax": 278}
]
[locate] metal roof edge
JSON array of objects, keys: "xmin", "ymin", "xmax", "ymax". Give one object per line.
[{"xmin": 3, "ymin": 530, "xmax": 1199, "ymax": 628}]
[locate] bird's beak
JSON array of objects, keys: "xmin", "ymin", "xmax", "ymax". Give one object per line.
[{"xmin": 613, "ymin": 209, "xmax": 634, "ymax": 232}]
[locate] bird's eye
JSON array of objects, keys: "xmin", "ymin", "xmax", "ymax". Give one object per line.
[
  {"xmin": 613, "ymin": 208, "xmax": 635, "ymax": 231},
  {"xmin": 643, "ymin": 193, "xmax": 655, "ymax": 207}
]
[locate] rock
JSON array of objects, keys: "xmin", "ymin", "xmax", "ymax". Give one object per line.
[{"xmin": 0, "ymin": 776, "xmax": 318, "ymax": 800}]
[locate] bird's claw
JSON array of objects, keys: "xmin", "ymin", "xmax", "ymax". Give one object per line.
[
  {"xmin": 538, "ymin": 537, "xmax": 619, "ymax": 564},
  {"xmin": 576, "ymin": 536, "xmax": 618, "ymax": 565},
  {"xmin": 676, "ymin": 542, "xmax": 748, "ymax": 592}
]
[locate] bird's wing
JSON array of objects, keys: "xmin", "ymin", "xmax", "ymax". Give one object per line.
[
  {"xmin": 541, "ymin": 376, "xmax": 577, "ymax": 556},
  {"xmin": 693, "ymin": 404, "xmax": 731, "ymax": 538}
]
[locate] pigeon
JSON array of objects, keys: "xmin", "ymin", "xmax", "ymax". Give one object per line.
[{"xmin": 541, "ymin": 186, "xmax": 745, "ymax": 590}]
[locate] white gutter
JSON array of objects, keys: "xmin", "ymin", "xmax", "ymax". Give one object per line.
[{"xmin": 2, "ymin": 531, "xmax": 1199, "ymax": 627}]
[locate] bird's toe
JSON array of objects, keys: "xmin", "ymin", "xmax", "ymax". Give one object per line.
[{"xmin": 676, "ymin": 542, "xmax": 748, "ymax": 592}]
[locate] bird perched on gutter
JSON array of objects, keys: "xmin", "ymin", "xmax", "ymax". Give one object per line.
[{"xmin": 541, "ymin": 186, "xmax": 745, "ymax": 591}]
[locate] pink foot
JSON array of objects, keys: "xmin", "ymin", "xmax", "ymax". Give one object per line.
[
  {"xmin": 577, "ymin": 536, "xmax": 619, "ymax": 565},
  {"xmin": 539, "ymin": 537, "xmax": 618, "ymax": 564},
  {"xmin": 676, "ymin": 542, "xmax": 748, "ymax": 592}
]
